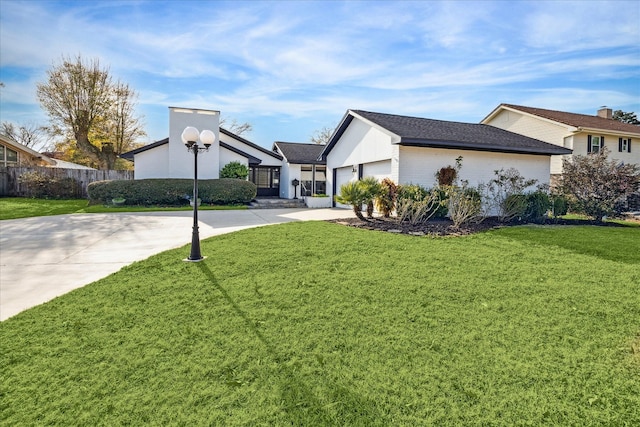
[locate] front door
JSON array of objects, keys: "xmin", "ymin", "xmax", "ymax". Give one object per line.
[{"xmin": 249, "ymin": 166, "xmax": 280, "ymax": 197}]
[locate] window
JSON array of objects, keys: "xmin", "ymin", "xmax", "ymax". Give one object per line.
[
  {"xmin": 301, "ymin": 166, "xmax": 313, "ymax": 196},
  {"xmin": 588, "ymin": 135, "xmax": 604, "ymax": 153},
  {"xmin": 619, "ymin": 138, "xmax": 632, "ymax": 153},
  {"xmin": 300, "ymin": 165, "xmax": 326, "ymax": 196},
  {"xmin": 0, "ymin": 144, "xmax": 18, "ymax": 166}
]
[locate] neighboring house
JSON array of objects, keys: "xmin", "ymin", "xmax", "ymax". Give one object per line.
[
  {"xmin": 272, "ymin": 142, "xmax": 326, "ymax": 199},
  {"xmin": 121, "ymin": 107, "xmax": 284, "ymax": 196},
  {"xmin": 0, "ymin": 134, "xmax": 55, "ymax": 167},
  {"xmin": 319, "ymin": 110, "xmax": 571, "ymax": 208},
  {"xmin": 482, "ymin": 104, "xmax": 640, "ymax": 179}
]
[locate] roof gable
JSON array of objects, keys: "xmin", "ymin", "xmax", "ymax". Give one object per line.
[
  {"xmin": 120, "ymin": 128, "xmax": 284, "ymax": 162},
  {"xmin": 273, "ymin": 142, "xmax": 325, "ymax": 164},
  {"xmin": 321, "ymin": 110, "xmax": 572, "ymax": 159},
  {"xmin": 487, "ymin": 104, "xmax": 640, "ymax": 135}
]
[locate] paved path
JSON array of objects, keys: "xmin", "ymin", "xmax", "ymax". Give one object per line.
[{"xmin": 0, "ymin": 208, "xmax": 353, "ymax": 321}]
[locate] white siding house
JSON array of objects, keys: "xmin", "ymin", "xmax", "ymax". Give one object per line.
[
  {"xmin": 482, "ymin": 104, "xmax": 640, "ymax": 176},
  {"xmin": 319, "ymin": 110, "xmax": 572, "ymax": 208}
]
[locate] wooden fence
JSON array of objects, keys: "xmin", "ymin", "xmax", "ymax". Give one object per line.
[{"xmin": 0, "ymin": 166, "xmax": 133, "ymax": 198}]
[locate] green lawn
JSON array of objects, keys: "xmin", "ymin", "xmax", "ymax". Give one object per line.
[
  {"xmin": 0, "ymin": 197, "xmax": 246, "ymax": 220},
  {"xmin": 1, "ymin": 222, "xmax": 639, "ymax": 426}
]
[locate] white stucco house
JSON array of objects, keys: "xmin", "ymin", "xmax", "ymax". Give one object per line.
[
  {"xmin": 121, "ymin": 107, "xmax": 284, "ymax": 197},
  {"xmin": 318, "ymin": 110, "xmax": 572, "ymax": 207},
  {"xmin": 482, "ymin": 104, "xmax": 640, "ymax": 179},
  {"xmin": 272, "ymin": 142, "xmax": 326, "ymax": 199}
]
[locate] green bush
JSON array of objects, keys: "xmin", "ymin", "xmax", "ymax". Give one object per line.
[
  {"xmin": 551, "ymin": 195, "xmax": 569, "ymax": 217},
  {"xmin": 18, "ymin": 171, "xmax": 81, "ymax": 199},
  {"xmin": 88, "ymin": 178, "xmax": 257, "ymax": 206},
  {"xmin": 396, "ymin": 184, "xmax": 448, "ymax": 222},
  {"xmin": 220, "ymin": 161, "xmax": 249, "ymax": 179},
  {"xmin": 524, "ymin": 191, "xmax": 551, "ymax": 222}
]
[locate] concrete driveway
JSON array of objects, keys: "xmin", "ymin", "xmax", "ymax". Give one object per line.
[{"xmin": 0, "ymin": 208, "xmax": 353, "ymax": 321}]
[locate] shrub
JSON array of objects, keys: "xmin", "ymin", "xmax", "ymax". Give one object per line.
[
  {"xmin": 524, "ymin": 191, "xmax": 551, "ymax": 223},
  {"xmin": 375, "ymin": 178, "xmax": 397, "ymax": 218},
  {"xmin": 360, "ymin": 177, "xmax": 382, "ymax": 218},
  {"xmin": 220, "ymin": 161, "xmax": 249, "ymax": 179},
  {"xmin": 446, "ymin": 184, "xmax": 483, "ymax": 229},
  {"xmin": 551, "ymin": 195, "xmax": 569, "ymax": 217},
  {"xmin": 396, "ymin": 184, "xmax": 447, "ymax": 224},
  {"xmin": 484, "ymin": 168, "xmax": 538, "ymax": 222},
  {"xmin": 87, "ymin": 178, "xmax": 256, "ymax": 206},
  {"xmin": 559, "ymin": 147, "xmax": 640, "ymax": 220},
  {"xmin": 335, "ymin": 181, "xmax": 368, "ymax": 221},
  {"xmin": 18, "ymin": 171, "xmax": 80, "ymax": 199}
]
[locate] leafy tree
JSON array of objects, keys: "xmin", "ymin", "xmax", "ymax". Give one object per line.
[
  {"xmin": 612, "ymin": 110, "xmax": 640, "ymax": 125},
  {"xmin": 1, "ymin": 122, "xmax": 49, "ymax": 151},
  {"xmin": 336, "ymin": 181, "xmax": 368, "ymax": 221},
  {"xmin": 559, "ymin": 147, "xmax": 640, "ymax": 220},
  {"xmin": 310, "ymin": 126, "xmax": 334, "ymax": 145},
  {"xmin": 220, "ymin": 161, "xmax": 249, "ymax": 179},
  {"xmin": 36, "ymin": 55, "xmax": 145, "ymax": 170}
]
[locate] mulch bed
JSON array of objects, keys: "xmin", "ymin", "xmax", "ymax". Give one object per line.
[{"xmin": 327, "ymin": 216, "xmax": 630, "ymax": 237}]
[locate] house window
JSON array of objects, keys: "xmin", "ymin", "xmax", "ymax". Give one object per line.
[
  {"xmin": 619, "ymin": 138, "xmax": 632, "ymax": 153},
  {"xmin": 588, "ymin": 135, "xmax": 604, "ymax": 153},
  {"xmin": 301, "ymin": 166, "xmax": 313, "ymax": 196},
  {"xmin": 0, "ymin": 145, "xmax": 18, "ymax": 166},
  {"xmin": 300, "ymin": 165, "xmax": 326, "ymax": 196}
]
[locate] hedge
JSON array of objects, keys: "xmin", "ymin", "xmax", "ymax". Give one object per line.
[{"xmin": 87, "ymin": 178, "xmax": 257, "ymax": 206}]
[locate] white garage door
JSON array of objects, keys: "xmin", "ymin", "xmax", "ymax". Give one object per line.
[
  {"xmin": 363, "ymin": 160, "xmax": 391, "ymax": 181},
  {"xmin": 335, "ymin": 166, "xmax": 355, "ymax": 209}
]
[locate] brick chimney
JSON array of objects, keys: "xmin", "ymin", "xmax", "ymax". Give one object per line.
[{"xmin": 597, "ymin": 106, "xmax": 612, "ymax": 119}]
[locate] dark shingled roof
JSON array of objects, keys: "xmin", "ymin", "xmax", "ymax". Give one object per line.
[
  {"xmin": 319, "ymin": 110, "xmax": 571, "ymax": 159},
  {"xmin": 496, "ymin": 104, "xmax": 640, "ymax": 134},
  {"xmin": 120, "ymin": 128, "xmax": 283, "ymax": 162},
  {"xmin": 220, "ymin": 142, "xmax": 262, "ymax": 165},
  {"xmin": 120, "ymin": 138, "xmax": 168, "ymax": 160},
  {"xmin": 274, "ymin": 142, "xmax": 326, "ymax": 164}
]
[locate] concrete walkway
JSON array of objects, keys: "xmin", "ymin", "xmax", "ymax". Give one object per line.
[{"xmin": 0, "ymin": 208, "xmax": 353, "ymax": 321}]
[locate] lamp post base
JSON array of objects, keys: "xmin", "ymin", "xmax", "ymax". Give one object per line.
[{"xmin": 183, "ymin": 256, "xmax": 207, "ymax": 263}]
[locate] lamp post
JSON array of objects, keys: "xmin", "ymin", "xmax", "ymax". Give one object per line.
[{"xmin": 181, "ymin": 126, "xmax": 215, "ymax": 262}]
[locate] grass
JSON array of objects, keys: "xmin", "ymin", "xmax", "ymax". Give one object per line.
[
  {"xmin": 0, "ymin": 197, "xmax": 246, "ymax": 220},
  {"xmin": 1, "ymin": 221, "xmax": 639, "ymax": 425}
]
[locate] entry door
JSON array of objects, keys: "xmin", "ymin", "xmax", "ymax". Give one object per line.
[{"xmin": 249, "ymin": 166, "xmax": 280, "ymax": 197}]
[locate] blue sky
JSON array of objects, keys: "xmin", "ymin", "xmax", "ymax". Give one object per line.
[{"xmin": 1, "ymin": 0, "xmax": 639, "ymax": 150}]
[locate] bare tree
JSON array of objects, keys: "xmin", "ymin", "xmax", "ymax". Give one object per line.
[
  {"xmin": 1, "ymin": 122, "xmax": 49, "ymax": 151},
  {"xmin": 310, "ymin": 126, "xmax": 334, "ymax": 144},
  {"xmin": 36, "ymin": 55, "xmax": 145, "ymax": 170},
  {"xmin": 220, "ymin": 117, "xmax": 252, "ymax": 136}
]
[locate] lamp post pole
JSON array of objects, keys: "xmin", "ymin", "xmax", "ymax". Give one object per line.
[
  {"xmin": 189, "ymin": 145, "xmax": 202, "ymax": 261},
  {"xmin": 182, "ymin": 126, "xmax": 215, "ymax": 262}
]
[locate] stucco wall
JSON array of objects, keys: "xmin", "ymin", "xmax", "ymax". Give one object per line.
[
  {"xmin": 398, "ymin": 146, "xmax": 551, "ymax": 189},
  {"xmin": 168, "ymin": 107, "xmax": 220, "ymax": 179},
  {"xmin": 219, "ymin": 147, "xmax": 248, "ymax": 170},
  {"xmin": 134, "ymin": 144, "xmax": 170, "ymax": 179}
]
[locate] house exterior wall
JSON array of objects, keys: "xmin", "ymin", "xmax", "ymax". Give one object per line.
[
  {"xmin": 219, "ymin": 147, "xmax": 248, "ymax": 170},
  {"xmin": 485, "ymin": 109, "xmax": 639, "ymax": 173},
  {"xmin": 398, "ymin": 146, "xmax": 551, "ymax": 189},
  {"xmin": 280, "ymin": 163, "xmax": 297, "ymax": 198},
  {"xmin": 223, "ymin": 134, "xmax": 282, "ymax": 167},
  {"xmin": 326, "ymin": 118, "xmax": 394, "ymax": 199},
  {"xmin": 485, "ymin": 109, "xmax": 571, "ymax": 174},
  {"xmin": 571, "ymin": 131, "xmax": 639, "ymax": 165},
  {"xmin": 168, "ymin": 107, "xmax": 220, "ymax": 179},
  {"xmin": 134, "ymin": 144, "xmax": 170, "ymax": 179}
]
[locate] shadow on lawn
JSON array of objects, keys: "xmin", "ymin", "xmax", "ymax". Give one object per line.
[{"xmin": 196, "ymin": 262, "xmax": 386, "ymax": 425}]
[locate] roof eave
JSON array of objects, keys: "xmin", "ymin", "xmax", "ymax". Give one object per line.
[{"xmin": 399, "ymin": 138, "xmax": 572, "ymax": 156}]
